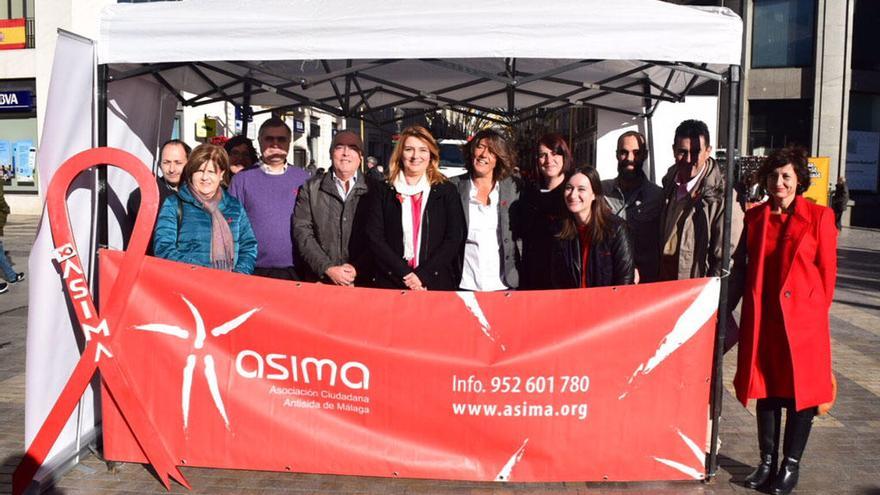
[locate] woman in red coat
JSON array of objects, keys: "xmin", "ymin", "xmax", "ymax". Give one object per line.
[{"xmin": 731, "ymin": 147, "xmax": 837, "ymax": 495}]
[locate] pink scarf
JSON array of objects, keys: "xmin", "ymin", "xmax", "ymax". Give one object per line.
[{"xmin": 190, "ymin": 186, "xmax": 235, "ymax": 271}]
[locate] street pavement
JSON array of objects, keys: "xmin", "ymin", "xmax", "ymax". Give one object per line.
[{"xmin": 0, "ymin": 214, "xmax": 878, "ymax": 494}]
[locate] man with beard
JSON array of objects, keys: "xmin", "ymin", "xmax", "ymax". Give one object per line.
[
  {"xmin": 602, "ymin": 131, "xmax": 662, "ymax": 283},
  {"xmin": 229, "ymin": 117, "xmax": 311, "ymax": 280}
]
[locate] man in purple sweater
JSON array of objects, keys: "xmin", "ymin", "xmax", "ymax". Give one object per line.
[{"xmin": 228, "ymin": 117, "xmax": 310, "ymax": 280}]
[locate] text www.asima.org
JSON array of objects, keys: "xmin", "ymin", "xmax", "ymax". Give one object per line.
[{"xmin": 451, "ymin": 402, "xmax": 588, "ymax": 420}]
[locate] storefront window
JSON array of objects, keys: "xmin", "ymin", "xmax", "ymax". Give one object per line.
[
  {"xmin": 846, "ymin": 93, "xmax": 880, "ymax": 192},
  {"xmin": 752, "ymin": 0, "xmax": 816, "ymax": 68},
  {"xmin": 0, "ymin": 79, "xmax": 37, "ymax": 192}
]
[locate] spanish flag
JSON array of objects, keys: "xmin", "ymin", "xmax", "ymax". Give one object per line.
[{"xmin": 0, "ymin": 19, "xmax": 26, "ymax": 50}]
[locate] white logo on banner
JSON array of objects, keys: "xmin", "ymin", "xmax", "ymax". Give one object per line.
[{"xmin": 134, "ymin": 295, "xmax": 260, "ymax": 430}]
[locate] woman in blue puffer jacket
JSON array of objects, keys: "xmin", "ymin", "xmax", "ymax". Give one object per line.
[{"xmin": 154, "ymin": 143, "xmax": 257, "ymax": 274}]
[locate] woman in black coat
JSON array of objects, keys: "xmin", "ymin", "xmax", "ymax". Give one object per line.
[
  {"xmin": 365, "ymin": 125, "xmax": 466, "ymax": 290},
  {"xmin": 548, "ymin": 166, "xmax": 635, "ymax": 288},
  {"xmin": 520, "ymin": 133, "xmax": 572, "ymax": 289}
]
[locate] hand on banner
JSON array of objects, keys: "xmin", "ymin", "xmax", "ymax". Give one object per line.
[
  {"xmin": 403, "ymin": 272, "xmax": 426, "ymax": 291},
  {"xmin": 325, "ymin": 264, "xmax": 356, "ymax": 286}
]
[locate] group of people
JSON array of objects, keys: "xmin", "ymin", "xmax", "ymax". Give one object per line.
[{"xmin": 128, "ymin": 116, "xmax": 837, "ymax": 495}]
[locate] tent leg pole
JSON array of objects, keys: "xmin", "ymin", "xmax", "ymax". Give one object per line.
[
  {"xmin": 89, "ymin": 64, "xmax": 110, "ymax": 298},
  {"xmin": 707, "ymin": 64, "xmax": 740, "ymax": 481},
  {"xmin": 95, "ymin": 63, "xmax": 108, "ymax": 293},
  {"xmin": 646, "ymin": 112, "xmax": 656, "ymax": 183},
  {"xmin": 77, "ymin": 62, "xmax": 109, "ymax": 468},
  {"xmin": 643, "ymin": 79, "xmax": 656, "ymax": 183}
]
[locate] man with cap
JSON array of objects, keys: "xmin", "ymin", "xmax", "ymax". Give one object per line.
[
  {"xmin": 229, "ymin": 117, "xmax": 311, "ymax": 280},
  {"xmin": 292, "ymin": 130, "xmax": 372, "ymax": 285}
]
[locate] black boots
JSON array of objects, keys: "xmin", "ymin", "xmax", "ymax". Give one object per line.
[
  {"xmin": 744, "ymin": 452, "xmax": 776, "ymax": 489},
  {"xmin": 769, "ymin": 457, "xmax": 800, "ymax": 495},
  {"xmin": 744, "ymin": 400, "xmax": 781, "ymax": 489},
  {"xmin": 746, "ymin": 399, "xmax": 816, "ymax": 494},
  {"xmin": 767, "ymin": 405, "xmax": 815, "ymax": 495}
]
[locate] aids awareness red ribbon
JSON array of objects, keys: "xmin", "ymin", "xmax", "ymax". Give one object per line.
[{"xmin": 13, "ymin": 148, "xmax": 190, "ymax": 494}]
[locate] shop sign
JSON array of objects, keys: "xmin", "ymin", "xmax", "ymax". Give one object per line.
[{"xmin": 0, "ymin": 91, "xmax": 33, "ymax": 112}]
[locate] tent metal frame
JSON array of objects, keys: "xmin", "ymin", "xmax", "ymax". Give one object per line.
[
  {"xmin": 96, "ymin": 56, "xmax": 741, "ymax": 483},
  {"xmin": 109, "ymin": 58, "xmax": 727, "ymax": 126}
]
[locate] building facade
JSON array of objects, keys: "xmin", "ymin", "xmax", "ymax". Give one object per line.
[{"xmin": 675, "ymin": 0, "xmax": 879, "ymax": 226}]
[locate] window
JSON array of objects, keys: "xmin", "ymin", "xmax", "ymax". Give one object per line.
[
  {"xmin": 752, "ymin": 0, "xmax": 816, "ymax": 68},
  {"xmin": 748, "ymin": 99, "xmax": 812, "ymax": 154},
  {"xmin": 852, "ymin": 0, "xmax": 880, "ymax": 71}
]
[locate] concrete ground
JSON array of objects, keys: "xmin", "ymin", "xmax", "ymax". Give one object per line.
[{"xmin": 1, "ymin": 214, "xmax": 878, "ymax": 494}]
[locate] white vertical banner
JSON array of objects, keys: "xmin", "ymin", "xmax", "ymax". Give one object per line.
[
  {"xmin": 106, "ymin": 76, "xmax": 176, "ymax": 249},
  {"xmin": 25, "ymin": 32, "xmax": 98, "ymax": 473}
]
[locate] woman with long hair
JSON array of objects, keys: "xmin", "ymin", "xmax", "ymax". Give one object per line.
[
  {"xmin": 453, "ymin": 128, "xmax": 523, "ymax": 291},
  {"xmin": 521, "ymin": 133, "xmax": 573, "ymax": 288},
  {"xmin": 732, "ymin": 147, "xmax": 838, "ymax": 495},
  {"xmin": 153, "ymin": 144, "xmax": 257, "ymax": 274},
  {"xmin": 549, "ymin": 166, "xmax": 634, "ymax": 288},
  {"xmin": 365, "ymin": 125, "xmax": 465, "ymax": 290}
]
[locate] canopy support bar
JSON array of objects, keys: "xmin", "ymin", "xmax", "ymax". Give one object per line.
[
  {"xmin": 649, "ymin": 61, "xmax": 725, "ymax": 81},
  {"xmin": 707, "ymin": 63, "xmax": 741, "ymax": 481},
  {"xmin": 111, "ymin": 62, "xmax": 192, "ymax": 82}
]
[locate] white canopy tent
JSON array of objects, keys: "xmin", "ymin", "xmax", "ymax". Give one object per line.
[
  {"xmin": 98, "ymin": 0, "xmax": 741, "ymax": 124},
  {"xmin": 25, "ymin": 0, "xmax": 743, "ymax": 488}
]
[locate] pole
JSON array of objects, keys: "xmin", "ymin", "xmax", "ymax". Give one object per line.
[
  {"xmin": 241, "ymin": 80, "xmax": 252, "ymax": 137},
  {"xmin": 643, "ymin": 79, "xmax": 656, "ymax": 183},
  {"xmin": 707, "ymin": 64, "xmax": 740, "ymax": 480},
  {"xmin": 93, "ymin": 64, "xmax": 108, "ymax": 305}
]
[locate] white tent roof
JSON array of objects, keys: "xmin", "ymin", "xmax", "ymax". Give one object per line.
[{"xmin": 98, "ymin": 0, "xmax": 743, "ymax": 120}]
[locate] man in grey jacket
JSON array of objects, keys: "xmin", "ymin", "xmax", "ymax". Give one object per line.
[
  {"xmin": 658, "ymin": 119, "xmax": 743, "ymax": 281},
  {"xmin": 292, "ymin": 131, "xmax": 370, "ymax": 286}
]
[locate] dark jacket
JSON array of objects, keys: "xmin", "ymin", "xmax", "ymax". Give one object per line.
[
  {"xmin": 0, "ymin": 179, "xmax": 10, "ymax": 237},
  {"xmin": 548, "ymin": 215, "xmax": 635, "ymax": 289},
  {"xmin": 520, "ymin": 183, "xmax": 567, "ymax": 289},
  {"xmin": 292, "ymin": 170, "xmax": 371, "ymax": 284},
  {"xmin": 153, "ymin": 184, "xmax": 258, "ymax": 274},
  {"xmin": 127, "ymin": 176, "xmax": 178, "ymax": 255},
  {"xmin": 658, "ymin": 158, "xmax": 743, "ymax": 280},
  {"xmin": 452, "ymin": 174, "xmax": 524, "ymax": 289},
  {"xmin": 602, "ymin": 174, "xmax": 663, "ymax": 283},
  {"xmin": 365, "ymin": 179, "xmax": 466, "ymax": 290}
]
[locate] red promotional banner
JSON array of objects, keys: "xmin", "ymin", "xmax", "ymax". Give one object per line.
[
  {"xmin": 13, "ymin": 147, "xmax": 720, "ymax": 492},
  {"xmin": 100, "ymin": 250, "xmax": 719, "ymax": 482}
]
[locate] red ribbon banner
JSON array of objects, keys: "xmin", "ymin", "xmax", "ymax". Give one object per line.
[{"xmin": 14, "ymin": 148, "xmax": 189, "ymax": 494}]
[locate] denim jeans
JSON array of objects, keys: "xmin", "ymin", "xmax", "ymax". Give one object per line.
[{"xmin": 0, "ymin": 239, "xmax": 17, "ymax": 280}]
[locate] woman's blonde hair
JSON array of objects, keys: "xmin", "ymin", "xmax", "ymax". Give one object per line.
[{"xmin": 387, "ymin": 125, "xmax": 446, "ymax": 186}]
